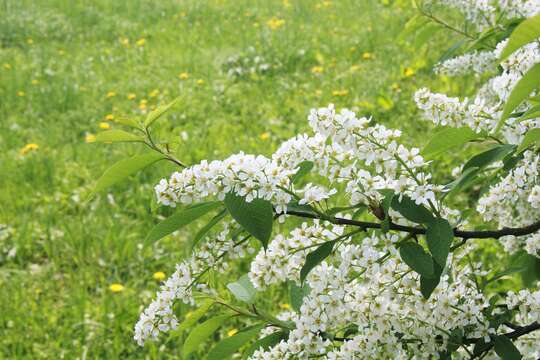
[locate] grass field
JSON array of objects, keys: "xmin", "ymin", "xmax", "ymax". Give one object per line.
[{"xmin": 0, "ymin": 0, "xmax": 460, "ymax": 358}]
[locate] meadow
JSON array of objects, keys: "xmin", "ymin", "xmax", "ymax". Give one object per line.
[{"xmin": 0, "ymin": 0, "xmax": 476, "ymax": 358}]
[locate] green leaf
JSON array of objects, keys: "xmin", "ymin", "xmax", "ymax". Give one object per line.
[
  {"xmin": 443, "ymin": 166, "xmax": 480, "ymax": 200},
  {"xmin": 227, "ymin": 274, "xmax": 257, "ymax": 304},
  {"xmin": 95, "ymin": 129, "xmax": 144, "ymax": 143},
  {"xmin": 517, "ymin": 104, "xmax": 540, "ymax": 122},
  {"xmin": 498, "ymin": 63, "xmax": 540, "ymax": 131},
  {"xmin": 517, "ymin": 128, "xmax": 540, "ymax": 152},
  {"xmin": 414, "ymin": 23, "xmax": 442, "ymax": 48},
  {"xmin": 500, "ymin": 13, "xmax": 540, "ymax": 60},
  {"xmin": 391, "ymin": 195, "xmax": 434, "ymax": 224},
  {"xmin": 224, "ymin": 193, "xmax": 273, "ymax": 248},
  {"xmin": 300, "ymin": 241, "xmax": 335, "ymax": 284},
  {"xmin": 114, "ymin": 117, "xmax": 142, "ymax": 129},
  {"xmin": 92, "ymin": 152, "xmax": 165, "ymax": 196},
  {"xmin": 292, "ymin": 161, "xmax": 314, "ymax": 184},
  {"xmin": 192, "ymin": 209, "xmax": 227, "ymax": 249},
  {"xmin": 463, "ymin": 144, "xmax": 516, "ymax": 172},
  {"xmin": 398, "ymin": 14, "xmax": 430, "ymax": 42},
  {"xmin": 182, "ymin": 314, "xmax": 230, "ymax": 358},
  {"xmin": 145, "ymin": 202, "xmax": 221, "ymax": 243},
  {"xmin": 420, "ymin": 262, "xmax": 443, "ymax": 299},
  {"xmin": 422, "ymin": 127, "xmax": 478, "ymax": 158},
  {"xmin": 145, "ymin": 97, "xmax": 180, "ymax": 128},
  {"xmin": 176, "ymin": 300, "xmax": 214, "ymax": 333},
  {"xmin": 207, "ymin": 324, "xmax": 265, "ymax": 360},
  {"xmin": 242, "ymin": 331, "xmax": 289, "ymax": 359},
  {"xmin": 426, "ymin": 218, "xmax": 453, "ymax": 267},
  {"xmin": 290, "ymin": 282, "xmax": 310, "ymax": 312},
  {"xmin": 493, "ymin": 336, "xmax": 522, "ymax": 360},
  {"xmin": 399, "ymin": 242, "xmax": 435, "ymax": 278}
]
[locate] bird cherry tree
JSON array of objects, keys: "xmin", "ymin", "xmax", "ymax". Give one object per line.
[{"xmin": 91, "ymin": 2, "xmax": 540, "ymax": 359}]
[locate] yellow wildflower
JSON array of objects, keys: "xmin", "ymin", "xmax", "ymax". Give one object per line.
[
  {"xmin": 260, "ymin": 132, "xmax": 270, "ymax": 140},
  {"xmin": 127, "ymin": 93, "xmax": 137, "ymax": 100},
  {"xmin": 120, "ymin": 37, "xmax": 129, "ymax": 46},
  {"xmin": 391, "ymin": 82, "xmax": 401, "ymax": 91},
  {"xmin": 85, "ymin": 133, "xmax": 96, "ymax": 143},
  {"xmin": 109, "ymin": 283, "xmax": 125, "ymax": 293},
  {"xmin": 139, "ymin": 99, "xmax": 148, "ymax": 110},
  {"xmin": 315, "ymin": 89, "xmax": 323, "ymax": 97},
  {"xmin": 179, "ymin": 72, "xmax": 189, "ymax": 80},
  {"xmin": 20, "ymin": 143, "xmax": 39, "ymax": 155},
  {"xmin": 283, "ymin": 0, "xmax": 291, "ymax": 7},
  {"xmin": 403, "ymin": 67, "xmax": 415, "ymax": 77},
  {"xmin": 58, "ymin": 49, "xmax": 65, "ymax": 56},
  {"xmin": 136, "ymin": 38, "xmax": 146, "ymax": 46},
  {"xmin": 227, "ymin": 328, "xmax": 238, "ymax": 337},
  {"xmin": 149, "ymin": 89, "xmax": 159, "ymax": 98},
  {"xmin": 105, "ymin": 114, "xmax": 115, "ymax": 121},
  {"xmin": 311, "ymin": 66, "xmax": 324, "ymax": 74},
  {"xmin": 17, "ymin": 91, "xmax": 25, "ymax": 97},
  {"xmin": 196, "ymin": 79, "xmax": 205, "ymax": 85},
  {"xmin": 350, "ymin": 64, "xmax": 361, "ymax": 72},
  {"xmin": 153, "ymin": 271, "xmax": 166, "ymax": 281},
  {"xmin": 31, "ymin": 79, "xmax": 39, "ymax": 85},
  {"xmin": 279, "ymin": 303, "xmax": 291, "ymax": 310},
  {"xmin": 99, "ymin": 122, "xmax": 111, "ymax": 130},
  {"xmin": 267, "ymin": 17, "xmax": 285, "ymax": 30},
  {"xmin": 26, "ymin": 38, "xmax": 33, "ymax": 45},
  {"xmin": 332, "ymin": 89, "xmax": 349, "ymax": 97},
  {"xmin": 3, "ymin": 63, "xmax": 11, "ymax": 70},
  {"xmin": 362, "ymin": 52, "xmax": 373, "ymax": 60},
  {"xmin": 106, "ymin": 91, "xmax": 116, "ymax": 98}
]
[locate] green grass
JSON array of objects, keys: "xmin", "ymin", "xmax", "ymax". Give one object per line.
[{"xmin": 0, "ymin": 0, "xmax": 460, "ymax": 358}]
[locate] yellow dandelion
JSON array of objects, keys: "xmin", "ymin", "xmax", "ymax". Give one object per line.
[
  {"xmin": 127, "ymin": 93, "xmax": 137, "ymax": 100},
  {"xmin": 136, "ymin": 38, "xmax": 146, "ymax": 46},
  {"xmin": 109, "ymin": 283, "xmax": 125, "ymax": 293},
  {"xmin": 362, "ymin": 52, "xmax": 373, "ymax": 60},
  {"xmin": 311, "ymin": 66, "xmax": 324, "ymax": 74},
  {"xmin": 16, "ymin": 91, "xmax": 25, "ymax": 97},
  {"xmin": 26, "ymin": 38, "xmax": 33, "ymax": 45},
  {"xmin": 227, "ymin": 328, "xmax": 238, "ymax": 337},
  {"xmin": 357, "ymin": 100, "xmax": 374, "ymax": 109},
  {"xmin": 105, "ymin": 114, "xmax": 115, "ymax": 121},
  {"xmin": 403, "ymin": 67, "xmax": 415, "ymax": 77},
  {"xmin": 350, "ymin": 64, "xmax": 361, "ymax": 72},
  {"xmin": 20, "ymin": 143, "xmax": 39, "ymax": 155},
  {"xmin": 196, "ymin": 79, "xmax": 205, "ymax": 85},
  {"xmin": 149, "ymin": 89, "xmax": 159, "ymax": 98},
  {"xmin": 31, "ymin": 79, "xmax": 39, "ymax": 85},
  {"xmin": 332, "ymin": 89, "xmax": 349, "ymax": 97},
  {"xmin": 153, "ymin": 271, "xmax": 166, "ymax": 281},
  {"xmin": 85, "ymin": 133, "xmax": 96, "ymax": 143},
  {"xmin": 267, "ymin": 17, "xmax": 285, "ymax": 30},
  {"xmin": 120, "ymin": 37, "xmax": 130, "ymax": 46},
  {"xmin": 279, "ymin": 303, "xmax": 291, "ymax": 310},
  {"xmin": 179, "ymin": 72, "xmax": 189, "ymax": 80},
  {"xmin": 3, "ymin": 63, "xmax": 12, "ymax": 70},
  {"xmin": 106, "ymin": 91, "xmax": 116, "ymax": 98},
  {"xmin": 99, "ymin": 122, "xmax": 111, "ymax": 130},
  {"xmin": 139, "ymin": 99, "xmax": 148, "ymax": 110},
  {"xmin": 260, "ymin": 132, "xmax": 270, "ymax": 140}
]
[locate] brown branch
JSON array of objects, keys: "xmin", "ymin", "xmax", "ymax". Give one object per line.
[
  {"xmin": 285, "ymin": 210, "xmax": 540, "ymax": 240},
  {"xmin": 467, "ymin": 322, "xmax": 540, "ymax": 358}
]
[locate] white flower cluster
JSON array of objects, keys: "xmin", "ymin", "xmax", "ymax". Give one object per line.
[
  {"xmin": 134, "ymin": 222, "xmax": 251, "ymax": 345},
  {"xmin": 506, "ymin": 289, "xmax": 540, "ymax": 357},
  {"xmin": 221, "ymin": 47, "xmax": 277, "ymax": 79},
  {"xmin": 155, "ymin": 153, "xmax": 295, "ymax": 213},
  {"xmin": 477, "ymin": 151, "xmax": 540, "ymax": 257},
  {"xmin": 435, "ymin": 50, "xmax": 498, "ymax": 76},
  {"xmin": 416, "ymin": 35, "xmax": 540, "ymax": 138},
  {"xmin": 249, "ymin": 232, "xmax": 500, "ymax": 359},
  {"xmin": 439, "ymin": 0, "xmax": 540, "ymax": 29}
]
